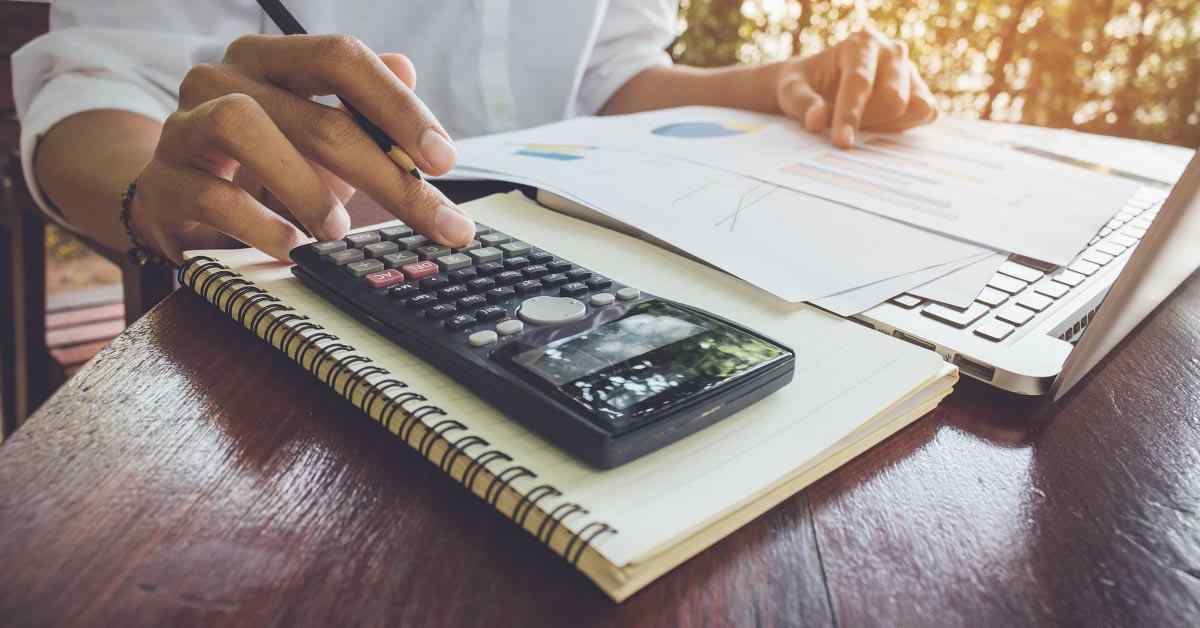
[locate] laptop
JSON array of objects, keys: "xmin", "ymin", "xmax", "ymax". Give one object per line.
[
  {"xmin": 857, "ymin": 149, "xmax": 1200, "ymax": 397},
  {"xmin": 536, "ymin": 148, "xmax": 1200, "ymax": 399}
]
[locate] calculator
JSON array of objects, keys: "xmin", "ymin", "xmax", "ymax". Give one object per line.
[{"xmin": 290, "ymin": 222, "xmax": 795, "ymax": 468}]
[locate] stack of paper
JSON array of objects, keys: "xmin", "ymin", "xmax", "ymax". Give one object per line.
[{"xmin": 450, "ymin": 107, "xmax": 1171, "ymax": 316}]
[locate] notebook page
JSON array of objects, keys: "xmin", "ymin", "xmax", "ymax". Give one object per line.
[{"xmin": 197, "ymin": 191, "xmax": 947, "ymax": 568}]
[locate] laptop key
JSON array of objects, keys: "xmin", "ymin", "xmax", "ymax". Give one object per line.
[
  {"xmin": 890, "ymin": 294, "xmax": 923, "ymax": 309},
  {"xmin": 1082, "ymin": 250, "xmax": 1114, "ymax": 266},
  {"xmin": 921, "ymin": 302, "xmax": 988, "ymax": 328},
  {"xmin": 1034, "ymin": 281, "xmax": 1069, "ymax": 299},
  {"xmin": 1095, "ymin": 241, "xmax": 1126, "ymax": 257},
  {"xmin": 1121, "ymin": 225, "xmax": 1147, "ymax": 239},
  {"xmin": 1016, "ymin": 293, "xmax": 1054, "ymax": 312},
  {"xmin": 974, "ymin": 319, "xmax": 1015, "ymax": 342},
  {"xmin": 988, "ymin": 274, "xmax": 1028, "ymax": 295},
  {"xmin": 1052, "ymin": 270, "xmax": 1086, "ymax": 287},
  {"xmin": 1109, "ymin": 234, "xmax": 1138, "ymax": 248},
  {"xmin": 997, "ymin": 261, "xmax": 1044, "ymax": 283},
  {"xmin": 996, "ymin": 305, "xmax": 1035, "ymax": 326},
  {"xmin": 1130, "ymin": 216, "xmax": 1154, "ymax": 230},
  {"xmin": 975, "ymin": 287, "xmax": 1009, "ymax": 307},
  {"xmin": 1068, "ymin": 260, "xmax": 1100, "ymax": 276}
]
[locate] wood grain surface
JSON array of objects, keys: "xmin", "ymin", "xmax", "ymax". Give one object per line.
[{"xmin": 1, "ymin": 191, "xmax": 1198, "ymax": 627}]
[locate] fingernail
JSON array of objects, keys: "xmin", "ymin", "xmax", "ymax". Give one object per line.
[
  {"xmin": 320, "ymin": 201, "xmax": 351, "ymax": 240},
  {"xmin": 836, "ymin": 126, "xmax": 855, "ymax": 147},
  {"xmin": 420, "ymin": 128, "xmax": 457, "ymax": 173},
  {"xmin": 434, "ymin": 203, "xmax": 474, "ymax": 245}
]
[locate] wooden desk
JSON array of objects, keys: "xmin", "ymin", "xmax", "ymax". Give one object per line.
[{"xmin": 2, "ymin": 193, "xmax": 1198, "ymax": 626}]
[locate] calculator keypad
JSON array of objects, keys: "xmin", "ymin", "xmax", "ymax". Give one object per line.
[{"xmin": 307, "ymin": 223, "xmax": 645, "ymax": 344}]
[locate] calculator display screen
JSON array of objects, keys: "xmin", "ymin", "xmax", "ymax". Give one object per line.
[{"xmin": 509, "ymin": 300, "xmax": 788, "ymax": 425}]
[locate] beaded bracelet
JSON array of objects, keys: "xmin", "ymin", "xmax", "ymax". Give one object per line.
[{"xmin": 120, "ymin": 181, "xmax": 166, "ymax": 266}]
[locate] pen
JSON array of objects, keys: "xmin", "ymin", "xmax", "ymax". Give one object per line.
[{"xmin": 255, "ymin": 0, "xmax": 424, "ymax": 181}]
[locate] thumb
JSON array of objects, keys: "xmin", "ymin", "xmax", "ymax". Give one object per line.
[{"xmin": 778, "ymin": 76, "xmax": 830, "ymax": 133}]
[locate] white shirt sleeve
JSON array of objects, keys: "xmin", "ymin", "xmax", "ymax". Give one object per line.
[
  {"xmin": 575, "ymin": 0, "xmax": 680, "ymax": 116},
  {"xmin": 12, "ymin": 0, "xmax": 258, "ymax": 214}
]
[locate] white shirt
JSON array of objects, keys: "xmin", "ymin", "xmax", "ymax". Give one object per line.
[{"xmin": 12, "ymin": 0, "xmax": 678, "ymax": 213}]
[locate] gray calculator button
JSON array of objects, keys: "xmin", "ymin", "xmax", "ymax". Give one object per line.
[
  {"xmin": 346, "ymin": 259, "xmax": 384, "ymax": 277},
  {"xmin": 454, "ymin": 240, "xmax": 481, "ymax": 253},
  {"xmin": 616, "ymin": 287, "xmax": 640, "ymax": 301},
  {"xmin": 436, "ymin": 253, "xmax": 473, "ymax": 271},
  {"xmin": 499, "ymin": 241, "xmax": 532, "ymax": 257},
  {"xmin": 590, "ymin": 292, "xmax": 615, "ymax": 307},
  {"xmin": 328, "ymin": 249, "xmax": 365, "ymax": 266},
  {"xmin": 380, "ymin": 251, "xmax": 418, "ymax": 269},
  {"xmin": 495, "ymin": 319, "xmax": 524, "ymax": 336},
  {"xmin": 473, "ymin": 224, "xmax": 494, "ymax": 236},
  {"xmin": 379, "ymin": 224, "xmax": 413, "ymax": 240},
  {"xmin": 396, "ymin": 235, "xmax": 429, "ymax": 250},
  {"xmin": 479, "ymin": 232, "xmax": 511, "ymax": 247},
  {"xmin": 468, "ymin": 330, "xmax": 498, "ymax": 347},
  {"xmin": 518, "ymin": 296, "xmax": 587, "ymax": 326},
  {"xmin": 468, "ymin": 247, "xmax": 504, "ymax": 264},
  {"xmin": 312, "ymin": 240, "xmax": 347, "ymax": 256},
  {"xmin": 344, "ymin": 232, "xmax": 381, "ymax": 248},
  {"xmin": 416, "ymin": 244, "xmax": 451, "ymax": 260},
  {"xmin": 363, "ymin": 241, "xmax": 399, "ymax": 258}
]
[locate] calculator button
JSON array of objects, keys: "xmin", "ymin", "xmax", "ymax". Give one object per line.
[
  {"xmin": 486, "ymin": 287, "xmax": 516, "ymax": 303},
  {"xmin": 503, "ymin": 256, "xmax": 530, "ymax": 270},
  {"xmin": 396, "ymin": 235, "xmax": 429, "ymax": 250},
  {"xmin": 458, "ymin": 295, "xmax": 488, "ymax": 310},
  {"xmin": 590, "ymin": 293, "xmax": 615, "ymax": 307},
  {"xmin": 496, "ymin": 319, "xmax": 525, "ymax": 336},
  {"xmin": 454, "ymin": 240, "xmax": 481, "ymax": 253},
  {"xmin": 559, "ymin": 282, "xmax": 588, "ymax": 297},
  {"xmin": 449, "ymin": 267, "xmax": 478, "ymax": 283},
  {"xmin": 474, "ymin": 306, "xmax": 507, "ymax": 321},
  {"xmin": 328, "ymin": 249, "xmax": 365, "ymax": 266},
  {"xmin": 514, "ymin": 280, "xmax": 543, "ymax": 295},
  {"xmin": 363, "ymin": 241, "xmax": 400, "ymax": 258},
  {"xmin": 546, "ymin": 260, "xmax": 572, "ymax": 273},
  {"xmin": 475, "ymin": 261, "xmax": 505, "ymax": 276},
  {"xmin": 407, "ymin": 293, "xmax": 438, "ymax": 309},
  {"xmin": 427, "ymin": 303, "xmax": 457, "ymax": 319},
  {"xmin": 975, "ymin": 287, "xmax": 1009, "ymax": 307},
  {"xmin": 518, "ymin": 296, "xmax": 587, "ymax": 326},
  {"xmin": 401, "ymin": 260, "xmax": 439, "ymax": 280},
  {"xmin": 473, "ymin": 224, "xmax": 494, "ymax": 236},
  {"xmin": 346, "ymin": 259, "xmax": 384, "ymax": 277},
  {"xmin": 439, "ymin": 285, "xmax": 468, "ymax": 300},
  {"xmin": 616, "ymin": 287, "xmax": 640, "ymax": 301},
  {"xmin": 467, "ymin": 277, "xmax": 496, "ymax": 293},
  {"xmin": 469, "ymin": 247, "xmax": 504, "ymax": 264},
  {"xmin": 380, "ymin": 251, "xmax": 418, "ymax": 269},
  {"xmin": 445, "ymin": 314, "xmax": 477, "ymax": 331},
  {"xmin": 365, "ymin": 269, "xmax": 406, "ymax": 290},
  {"xmin": 479, "ymin": 232, "xmax": 511, "ymax": 247},
  {"xmin": 495, "ymin": 271, "xmax": 524, "ymax": 285},
  {"xmin": 566, "ymin": 268, "xmax": 591, "ymax": 281},
  {"xmin": 522, "ymin": 264, "xmax": 549, "ymax": 278},
  {"xmin": 921, "ymin": 302, "xmax": 988, "ymax": 328},
  {"xmin": 500, "ymin": 241, "xmax": 532, "ymax": 257},
  {"xmin": 996, "ymin": 305, "xmax": 1035, "ymax": 326},
  {"xmin": 974, "ymin": 319, "xmax": 1016, "ymax": 342},
  {"xmin": 312, "ymin": 240, "xmax": 347, "ymax": 256},
  {"xmin": 345, "ymin": 232, "xmax": 381, "ymax": 248},
  {"xmin": 419, "ymin": 276, "xmax": 450, "ymax": 291},
  {"xmin": 541, "ymin": 273, "xmax": 568, "ymax": 287},
  {"xmin": 379, "ymin": 224, "xmax": 413, "ymax": 240},
  {"xmin": 585, "ymin": 276, "xmax": 612, "ymax": 290},
  {"xmin": 436, "ymin": 253, "xmax": 473, "ymax": 271},
  {"xmin": 468, "ymin": 330, "xmax": 498, "ymax": 347},
  {"xmin": 416, "ymin": 244, "xmax": 451, "ymax": 260},
  {"xmin": 527, "ymin": 250, "xmax": 553, "ymax": 264},
  {"xmin": 388, "ymin": 283, "xmax": 419, "ymax": 299}
]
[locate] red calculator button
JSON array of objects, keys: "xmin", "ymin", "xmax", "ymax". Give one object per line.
[
  {"xmin": 401, "ymin": 260, "xmax": 439, "ymax": 280},
  {"xmin": 365, "ymin": 269, "xmax": 406, "ymax": 290}
]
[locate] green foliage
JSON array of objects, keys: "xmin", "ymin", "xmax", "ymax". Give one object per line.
[{"xmin": 673, "ymin": 0, "xmax": 1200, "ymax": 147}]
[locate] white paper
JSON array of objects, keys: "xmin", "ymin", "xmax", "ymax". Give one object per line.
[
  {"xmin": 810, "ymin": 252, "xmax": 992, "ymax": 316},
  {"xmin": 909, "ymin": 251, "xmax": 1009, "ymax": 308}
]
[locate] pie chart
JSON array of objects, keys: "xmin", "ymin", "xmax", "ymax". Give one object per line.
[{"xmin": 651, "ymin": 121, "xmax": 761, "ymax": 138}]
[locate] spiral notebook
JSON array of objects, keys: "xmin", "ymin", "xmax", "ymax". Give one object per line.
[{"xmin": 180, "ymin": 191, "xmax": 957, "ymax": 602}]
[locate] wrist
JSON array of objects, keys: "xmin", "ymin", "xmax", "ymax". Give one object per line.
[{"xmin": 120, "ymin": 180, "xmax": 167, "ymax": 266}]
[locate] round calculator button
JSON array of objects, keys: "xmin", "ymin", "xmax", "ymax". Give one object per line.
[
  {"xmin": 517, "ymin": 296, "xmax": 587, "ymax": 326},
  {"xmin": 616, "ymin": 287, "xmax": 640, "ymax": 301},
  {"xmin": 468, "ymin": 330, "xmax": 498, "ymax": 347},
  {"xmin": 495, "ymin": 320, "xmax": 525, "ymax": 336},
  {"xmin": 589, "ymin": 293, "xmax": 615, "ymax": 307}
]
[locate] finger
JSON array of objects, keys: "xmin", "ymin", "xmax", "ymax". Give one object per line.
[
  {"xmin": 173, "ymin": 168, "xmax": 309, "ymax": 262},
  {"xmin": 861, "ymin": 41, "xmax": 911, "ymax": 128},
  {"xmin": 225, "ymin": 34, "xmax": 456, "ymax": 175},
  {"xmin": 161, "ymin": 93, "xmax": 350, "ymax": 241},
  {"xmin": 872, "ymin": 63, "xmax": 940, "ymax": 133},
  {"xmin": 777, "ymin": 76, "xmax": 831, "ymax": 133},
  {"xmin": 832, "ymin": 31, "xmax": 881, "ymax": 148},
  {"xmin": 378, "ymin": 53, "xmax": 416, "ymax": 90}
]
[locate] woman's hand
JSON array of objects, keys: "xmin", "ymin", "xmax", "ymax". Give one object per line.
[
  {"xmin": 776, "ymin": 28, "xmax": 939, "ymax": 148},
  {"xmin": 130, "ymin": 34, "xmax": 474, "ymax": 263}
]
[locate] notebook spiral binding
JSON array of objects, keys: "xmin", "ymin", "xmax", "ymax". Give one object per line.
[{"xmin": 178, "ymin": 256, "xmax": 617, "ymax": 567}]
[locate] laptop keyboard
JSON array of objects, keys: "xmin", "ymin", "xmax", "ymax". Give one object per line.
[{"xmin": 887, "ymin": 187, "xmax": 1167, "ymax": 344}]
